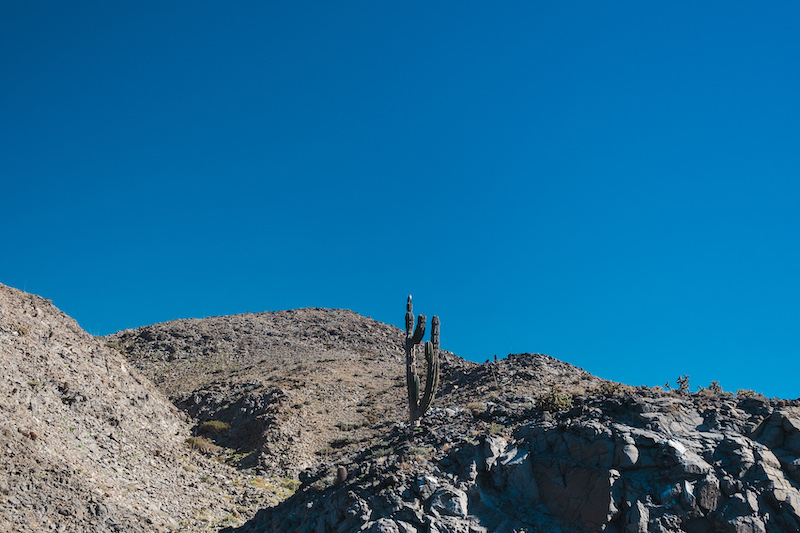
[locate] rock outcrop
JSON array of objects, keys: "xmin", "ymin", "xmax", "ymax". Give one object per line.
[{"xmin": 225, "ymin": 370, "xmax": 800, "ymax": 533}]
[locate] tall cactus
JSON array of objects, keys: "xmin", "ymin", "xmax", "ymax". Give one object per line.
[{"xmin": 405, "ymin": 295, "xmax": 440, "ymax": 425}]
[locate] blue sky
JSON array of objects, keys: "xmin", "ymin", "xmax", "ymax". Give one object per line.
[{"xmin": 2, "ymin": 2, "xmax": 799, "ymax": 398}]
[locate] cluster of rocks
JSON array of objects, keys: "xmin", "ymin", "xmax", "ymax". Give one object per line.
[{"xmin": 225, "ymin": 389, "xmax": 800, "ymax": 533}]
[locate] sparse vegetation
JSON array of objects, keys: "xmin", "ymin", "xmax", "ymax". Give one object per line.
[
  {"xmin": 281, "ymin": 478, "xmax": 300, "ymax": 492},
  {"xmin": 335, "ymin": 421, "xmax": 364, "ymax": 431},
  {"xmin": 198, "ymin": 420, "xmax": 231, "ymax": 435},
  {"xmin": 537, "ymin": 389, "xmax": 574, "ymax": 412},
  {"xmin": 185, "ymin": 436, "xmax": 222, "ymax": 455},
  {"xmin": 368, "ymin": 447, "xmax": 392, "ymax": 459},
  {"xmin": 597, "ymin": 381, "xmax": 628, "ymax": 396},
  {"xmin": 311, "ymin": 476, "xmax": 335, "ymax": 491},
  {"xmin": 330, "ymin": 436, "xmax": 357, "ymax": 448},
  {"xmin": 408, "ymin": 446, "xmax": 434, "ymax": 457},
  {"xmin": 466, "ymin": 401, "xmax": 486, "ymax": 414},
  {"xmin": 677, "ymin": 375, "xmax": 690, "ymax": 394}
]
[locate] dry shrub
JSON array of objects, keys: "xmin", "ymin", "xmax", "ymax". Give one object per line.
[
  {"xmin": 198, "ymin": 420, "xmax": 231, "ymax": 435},
  {"xmin": 185, "ymin": 436, "xmax": 222, "ymax": 455},
  {"xmin": 537, "ymin": 390, "xmax": 574, "ymax": 412}
]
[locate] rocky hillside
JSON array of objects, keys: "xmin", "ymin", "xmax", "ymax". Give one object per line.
[
  {"xmin": 108, "ymin": 304, "xmax": 800, "ymax": 532},
  {"xmin": 104, "ymin": 309, "xmax": 610, "ymax": 481},
  {"xmin": 4, "ymin": 283, "xmax": 799, "ymax": 532},
  {"xmin": 0, "ymin": 284, "xmax": 275, "ymax": 532},
  {"xmin": 226, "ymin": 386, "xmax": 800, "ymax": 533},
  {"xmin": 105, "ymin": 308, "xmax": 425, "ymax": 478}
]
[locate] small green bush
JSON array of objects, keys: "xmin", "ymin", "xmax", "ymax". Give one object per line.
[
  {"xmin": 281, "ymin": 478, "xmax": 300, "ymax": 492},
  {"xmin": 330, "ymin": 436, "xmax": 356, "ymax": 448},
  {"xmin": 598, "ymin": 381, "xmax": 624, "ymax": 396},
  {"xmin": 185, "ymin": 436, "xmax": 222, "ymax": 455},
  {"xmin": 466, "ymin": 402, "xmax": 486, "ymax": 413},
  {"xmin": 198, "ymin": 420, "xmax": 231, "ymax": 435},
  {"xmin": 311, "ymin": 476, "xmax": 334, "ymax": 491},
  {"xmin": 335, "ymin": 421, "xmax": 363, "ymax": 431},
  {"xmin": 537, "ymin": 390, "xmax": 574, "ymax": 412},
  {"xmin": 367, "ymin": 447, "xmax": 391, "ymax": 459}
]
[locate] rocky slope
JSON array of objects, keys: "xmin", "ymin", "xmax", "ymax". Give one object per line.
[
  {"xmin": 105, "ymin": 309, "xmax": 419, "ymax": 479},
  {"xmin": 0, "ymin": 284, "xmax": 275, "ymax": 532},
  {"xmin": 104, "ymin": 309, "xmax": 611, "ymax": 482},
  {"xmin": 225, "ymin": 379, "xmax": 800, "ymax": 533},
  {"xmin": 4, "ymin": 283, "xmax": 799, "ymax": 532},
  {"xmin": 108, "ymin": 304, "xmax": 800, "ymax": 532}
]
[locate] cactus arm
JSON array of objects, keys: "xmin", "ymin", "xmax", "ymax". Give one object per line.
[
  {"xmin": 405, "ymin": 295, "xmax": 414, "ymax": 338},
  {"xmin": 411, "ymin": 314, "xmax": 426, "ymax": 345},
  {"xmin": 417, "ymin": 340, "xmax": 440, "ymax": 417}
]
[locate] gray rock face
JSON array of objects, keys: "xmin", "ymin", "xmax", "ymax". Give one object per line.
[
  {"xmin": 364, "ymin": 518, "xmax": 401, "ymax": 533},
  {"xmin": 227, "ymin": 389, "xmax": 800, "ymax": 533},
  {"xmin": 431, "ymin": 487, "xmax": 468, "ymax": 517}
]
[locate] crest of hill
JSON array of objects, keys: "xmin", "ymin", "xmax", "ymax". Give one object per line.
[
  {"xmin": 105, "ymin": 308, "xmax": 615, "ymax": 480},
  {"xmin": 106, "ymin": 307, "xmax": 409, "ymax": 399},
  {"xmin": 106, "ymin": 308, "xmax": 452, "ymax": 477},
  {"xmin": 0, "ymin": 284, "xmax": 273, "ymax": 532}
]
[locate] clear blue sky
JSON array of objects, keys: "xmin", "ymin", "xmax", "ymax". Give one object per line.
[{"xmin": 2, "ymin": 2, "xmax": 798, "ymax": 398}]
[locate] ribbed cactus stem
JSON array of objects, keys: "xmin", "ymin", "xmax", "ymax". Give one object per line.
[
  {"xmin": 417, "ymin": 341, "xmax": 440, "ymax": 416},
  {"xmin": 404, "ymin": 296, "xmax": 440, "ymax": 426},
  {"xmin": 411, "ymin": 315, "xmax": 426, "ymax": 345},
  {"xmin": 431, "ymin": 315, "xmax": 440, "ymax": 350},
  {"xmin": 405, "ymin": 295, "xmax": 414, "ymax": 337}
]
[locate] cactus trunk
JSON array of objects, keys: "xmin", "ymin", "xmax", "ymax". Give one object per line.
[{"xmin": 405, "ymin": 296, "xmax": 440, "ymax": 426}]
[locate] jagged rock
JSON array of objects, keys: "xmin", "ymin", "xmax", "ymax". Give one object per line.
[
  {"xmin": 627, "ymin": 500, "xmax": 649, "ymax": 533},
  {"xmin": 364, "ymin": 518, "xmax": 401, "ymax": 533},
  {"xmin": 696, "ymin": 473, "xmax": 721, "ymax": 512},
  {"xmin": 431, "ymin": 487, "xmax": 469, "ymax": 517},
  {"xmin": 481, "ymin": 435, "xmax": 506, "ymax": 471}
]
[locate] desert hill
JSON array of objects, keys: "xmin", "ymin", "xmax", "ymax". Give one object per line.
[
  {"xmin": 0, "ymin": 284, "xmax": 275, "ymax": 532},
  {"xmin": 104, "ymin": 308, "xmax": 611, "ymax": 481}
]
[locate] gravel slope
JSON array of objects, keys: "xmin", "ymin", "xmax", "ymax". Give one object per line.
[{"xmin": 0, "ymin": 284, "xmax": 273, "ymax": 532}]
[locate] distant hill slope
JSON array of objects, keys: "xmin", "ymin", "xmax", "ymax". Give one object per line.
[
  {"xmin": 105, "ymin": 308, "xmax": 613, "ymax": 480},
  {"xmin": 106, "ymin": 308, "xmax": 449, "ymax": 477},
  {"xmin": 0, "ymin": 284, "xmax": 272, "ymax": 532}
]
